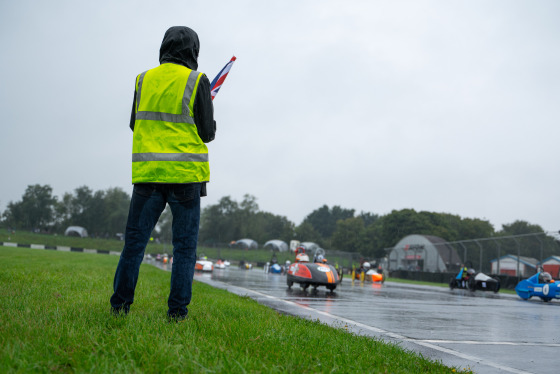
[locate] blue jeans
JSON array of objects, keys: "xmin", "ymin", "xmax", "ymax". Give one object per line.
[{"xmin": 110, "ymin": 183, "xmax": 201, "ymax": 318}]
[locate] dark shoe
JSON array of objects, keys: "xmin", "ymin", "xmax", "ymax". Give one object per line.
[
  {"xmin": 167, "ymin": 312, "xmax": 188, "ymax": 323},
  {"xmin": 111, "ymin": 306, "xmax": 129, "ymax": 316}
]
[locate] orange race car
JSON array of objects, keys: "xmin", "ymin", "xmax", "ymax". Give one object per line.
[{"xmin": 353, "ymin": 262, "xmax": 385, "ymax": 283}]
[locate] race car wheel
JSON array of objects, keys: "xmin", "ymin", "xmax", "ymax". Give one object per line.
[
  {"xmin": 287, "ymin": 280, "xmax": 293, "ymax": 289},
  {"xmin": 449, "ymin": 278, "xmax": 456, "ymax": 290},
  {"xmin": 327, "ymin": 285, "xmax": 336, "ymax": 292},
  {"xmin": 492, "ymin": 277, "xmax": 501, "ymax": 293},
  {"xmin": 468, "ymin": 277, "xmax": 476, "ymax": 291},
  {"xmin": 541, "ymin": 297, "xmax": 552, "ymax": 302}
]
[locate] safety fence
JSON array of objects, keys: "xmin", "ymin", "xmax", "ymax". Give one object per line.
[{"xmin": 386, "ymin": 231, "xmax": 560, "ymax": 279}]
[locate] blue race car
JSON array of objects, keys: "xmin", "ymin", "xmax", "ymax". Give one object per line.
[
  {"xmin": 515, "ymin": 272, "xmax": 560, "ymax": 302},
  {"xmin": 266, "ymin": 255, "xmax": 284, "ymax": 274}
]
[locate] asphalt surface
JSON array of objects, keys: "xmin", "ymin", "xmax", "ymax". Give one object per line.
[{"xmin": 148, "ymin": 260, "xmax": 560, "ymax": 374}]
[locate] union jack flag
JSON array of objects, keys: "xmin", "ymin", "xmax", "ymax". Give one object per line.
[{"xmin": 210, "ymin": 56, "xmax": 236, "ymax": 101}]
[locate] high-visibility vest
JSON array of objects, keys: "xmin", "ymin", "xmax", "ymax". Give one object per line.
[{"xmin": 132, "ymin": 63, "xmax": 209, "ymax": 184}]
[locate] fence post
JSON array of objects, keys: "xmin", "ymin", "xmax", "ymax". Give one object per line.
[
  {"xmin": 535, "ymin": 235, "xmax": 543, "ymax": 264},
  {"xmin": 493, "ymin": 239, "xmax": 501, "ymax": 274},
  {"xmin": 512, "ymin": 237, "xmax": 521, "ymax": 282},
  {"xmin": 459, "ymin": 242, "xmax": 468, "ymax": 264},
  {"xmin": 474, "ymin": 240, "xmax": 483, "ymax": 272}
]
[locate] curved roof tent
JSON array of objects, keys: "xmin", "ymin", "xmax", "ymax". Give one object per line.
[
  {"xmin": 235, "ymin": 238, "xmax": 258, "ymax": 249},
  {"xmin": 263, "ymin": 239, "xmax": 289, "ymax": 252},
  {"xmin": 389, "ymin": 234, "xmax": 461, "ymax": 272},
  {"xmin": 64, "ymin": 226, "xmax": 88, "ymax": 238}
]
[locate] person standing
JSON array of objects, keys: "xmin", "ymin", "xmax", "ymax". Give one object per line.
[{"xmin": 110, "ymin": 26, "xmax": 216, "ymax": 321}]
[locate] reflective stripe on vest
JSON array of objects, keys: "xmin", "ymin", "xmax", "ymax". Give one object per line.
[
  {"xmin": 132, "ymin": 152, "xmax": 209, "ymax": 162},
  {"xmin": 132, "ymin": 63, "xmax": 209, "ymax": 184}
]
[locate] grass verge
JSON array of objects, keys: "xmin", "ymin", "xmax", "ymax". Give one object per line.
[{"xmin": 0, "ymin": 246, "xmax": 467, "ymax": 373}]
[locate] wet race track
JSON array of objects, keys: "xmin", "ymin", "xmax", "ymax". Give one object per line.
[{"xmin": 150, "ymin": 261, "xmax": 560, "ymax": 374}]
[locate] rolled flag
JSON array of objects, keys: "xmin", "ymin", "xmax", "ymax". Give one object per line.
[{"xmin": 210, "ymin": 56, "xmax": 236, "ymax": 100}]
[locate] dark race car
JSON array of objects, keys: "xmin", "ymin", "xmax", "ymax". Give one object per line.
[{"xmin": 449, "ymin": 267, "xmax": 500, "ymax": 293}]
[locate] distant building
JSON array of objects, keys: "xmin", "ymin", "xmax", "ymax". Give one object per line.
[
  {"xmin": 490, "ymin": 255, "xmax": 538, "ymax": 277},
  {"xmin": 541, "ymin": 256, "xmax": 560, "ymax": 278},
  {"xmin": 388, "ymin": 234, "xmax": 461, "ymax": 272}
]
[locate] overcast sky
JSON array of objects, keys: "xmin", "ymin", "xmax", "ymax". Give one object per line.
[{"xmin": 1, "ymin": 0, "xmax": 559, "ymax": 232}]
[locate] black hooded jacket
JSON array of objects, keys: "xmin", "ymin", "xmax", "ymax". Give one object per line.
[{"xmin": 129, "ymin": 26, "xmax": 216, "ymax": 143}]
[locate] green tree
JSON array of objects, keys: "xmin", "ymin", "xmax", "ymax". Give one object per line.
[
  {"xmin": 2, "ymin": 184, "xmax": 57, "ymax": 230},
  {"xmin": 199, "ymin": 196, "xmax": 242, "ymax": 245},
  {"xmin": 294, "ymin": 221, "xmax": 322, "ymax": 245},
  {"xmin": 52, "ymin": 186, "xmax": 130, "ymax": 237},
  {"xmin": 455, "ymin": 216, "xmax": 494, "ymax": 240},
  {"xmin": 238, "ymin": 194, "xmax": 260, "ymax": 238},
  {"xmin": 358, "ymin": 211, "xmax": 379, "ymax": 226},
  {"xmin": 53, "ymin": 192, "xmax": 74, "ymax": 232},
  {"xmin": 58, "ymin": 186, "xmax": 105, "ymax": 236},
  {"xmin": 299, "ymin": 205, "xmax": 355, "ymax": 246},
  {"xmin": 102, "ymin": 187, "xmax": 130, "ymax": 237},
  {"xmin": 375, "ymin": 209, "xmax": 433, "ymax": 247},
  {"xmin": 331, "ymin": 217, "xmax": 365, "ymax": 253},
  {"xmin": 2, "ymin": 200, "xmax": 25, "ymax": 229},
  {"xmin": 64, "ymin": 186, "xmax": 95, "ymax": 230},
  {"xmin": 199, "ymin": 194, "xmax": 296, "ymax": 246},
  {"xmin": 496, "ymin": 220, "xmax": 555, "ymax": 261},
  {"xmin": 362, "ymin": 223, "xmax": 387, "ymax": 259},
  {"xmin": 498, "ymin": 220, "xmax": 543, "ymax": 236},
  {"xmin": 249, "ymin": 211, "xmax": 295, "ymax": 244},
  {"xmin": 88, "ymin": 190, "xmax": 107, "ymax": 236}
]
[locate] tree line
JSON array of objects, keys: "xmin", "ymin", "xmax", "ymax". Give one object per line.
[
  {"xmin": 2, "ymin": 185, "xmax": 558, "ymax": 262},
  {"xmin": 199, "ymin": 195, "xmax": 559, "ymax": 261},
  {"xmin": 1, "ymin": 184, "xmax": 130, "ymax": 238}
]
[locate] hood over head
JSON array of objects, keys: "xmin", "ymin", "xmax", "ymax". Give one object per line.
[{"xmin": 159, "ymin": 26, "xmax": 199, "ymax": 70}]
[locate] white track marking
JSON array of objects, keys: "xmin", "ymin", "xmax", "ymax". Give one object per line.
[{"xmin": 417, "ymin": 340, "xmax": 560, "ymax": 347}]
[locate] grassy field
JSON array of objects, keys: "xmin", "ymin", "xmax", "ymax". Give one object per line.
[{"xmin": 0, "ymin": 246, "xmax": 469, "ymax": 373}]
